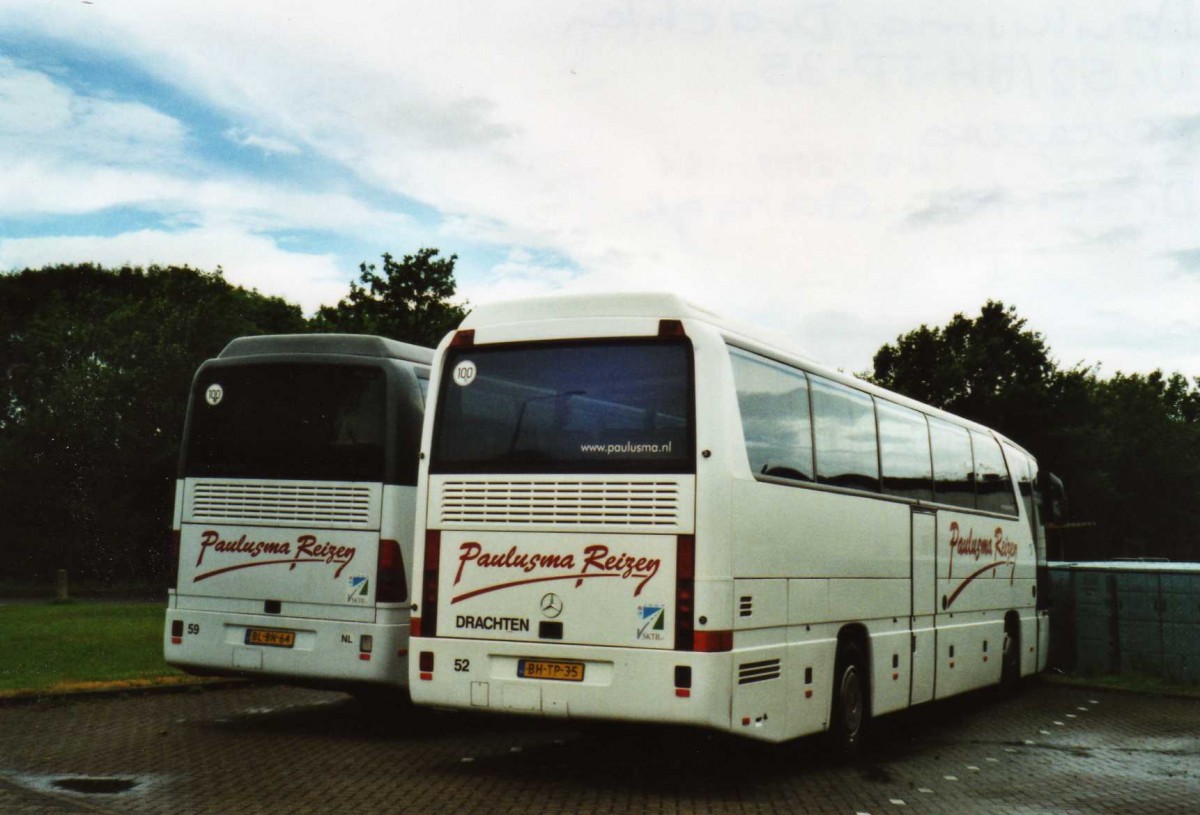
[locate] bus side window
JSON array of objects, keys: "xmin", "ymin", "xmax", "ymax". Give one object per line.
[
  {"xmin": 929, "ymin": 418, "xmax": 974, "ymax": 509},
  {"xmin": 971, "ymin": 431, "xmax": 1018, "ymax": 515},
  {"xmin": 729, "ymin": 348, "xmax": 814, "ymax": 483},
  {"xmin": 877, "ymin": 400, "xmax": 933, "ymax": 502},
  {"xmin": 810, "ymin": 376, "xmax": 880, "ymax": 493},
  {"xmin": 1004, "ymin": 444, "xmax": 1039, "ymax": 538}
]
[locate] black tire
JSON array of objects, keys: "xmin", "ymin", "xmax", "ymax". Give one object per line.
[{"xmin": 827, "ymin": 640, "xmax": 868, "ymax": 759}]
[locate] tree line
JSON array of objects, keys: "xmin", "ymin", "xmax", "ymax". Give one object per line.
[
  {"xmin": 1, "ymin": 261, "xmax": 1196, "ymax": 584},
  {"xmin": 0, "ymin": 252, "xmax": 464, "ymax": 584},
  {"xmin": 868, "ymin": 301, "xmax": 1200, "ymax": 562}
]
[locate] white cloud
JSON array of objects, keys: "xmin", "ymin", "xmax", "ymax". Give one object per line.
[
  {"xmin": 1, "ymin": 1, "xmax": 1198, "ymax": 374},
  {"xmin": 224, "ymin": 127, "xmax": 302, "ymax": 155},
  {"xmin": 0, "ymin": 56, "xmax": 187, "ymax": 167},
  {"xmin": 0, "ymin": 225, "xmax": 348, "ymax": 314}
]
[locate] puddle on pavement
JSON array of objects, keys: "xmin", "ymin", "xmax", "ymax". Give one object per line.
[
  {"xmin": 52, "ymin": 777, "xmax": 139, "ymax": 795},
  {"xmin": 8, "ymin": 773, "xmax": 161, "ymax": 798}
]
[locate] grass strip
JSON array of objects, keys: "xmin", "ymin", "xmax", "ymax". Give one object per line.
[
  {"xmin": 0, "ymin": 602, "xmax": 181, "ymax": 694},
  {"xmin": 1041, "ymin": 671, "xmax": 1200, "ymax": 700}
]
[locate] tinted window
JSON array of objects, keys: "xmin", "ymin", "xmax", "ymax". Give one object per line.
[
  {"xmin": 432, "ymin": 340, "xmax": 693, "ymax": 474},
  {"xmin": 877, "ymin": 401, "xmax": 933, "ymax": 501},
  {"xmin": 184, "ymin": 363, "xmax": 386, "ymax": 481},
  {"xmin": 1005, "ymin": 443, "xmax": 1039, "ymax": 537},
  {"xmin": 729, "ymin": 348, "xmax": 814, "ymax": 482},
  {"xmin": 929, "ymin": 418, "xmax": 974, "ymax": 509},
  {"xmin": 971, "ymin": 431, "xmax": 1017, "ymax": 515},
  {"xmin": 811, "ymin": 377, "xmax": 879, "ymax": 492}
]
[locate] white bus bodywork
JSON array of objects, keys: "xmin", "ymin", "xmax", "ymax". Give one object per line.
[
  {"xmin": 165, "ymin": 334, "xmax": 431, "ymax": 694},
  {"xmin": 409, "ymin": 294, "xmax": 1050, "ymax": 742}
]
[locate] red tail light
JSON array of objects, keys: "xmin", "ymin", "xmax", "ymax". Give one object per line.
[
  {"xmin": 450, "ymin": 329, "xmax": 475, "ymax": 347},
  {"xmin": 376, "ymin": 539, "xmax": 408, "ymax": 603},
  {"xmin": 419, "ymin": 530, "xmax": 441, "ymax": 638},
  {"xmin": 693, "ymin": 630, "xmax": 732, "ymax": 652},
  {"xmin": 675, "ymin": 534, "xmax": 695, "ymax": 651},
  {"xmin": 673, "ymin": 535, "xmax": 731, "ymax": 652}
]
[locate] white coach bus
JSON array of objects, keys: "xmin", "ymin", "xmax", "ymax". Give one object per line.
[
  {"xmin": 408, "ymin": 293, "xmax": 1055, "ymax": 748},
  {"xmin": 165, "ymin": 334, "xmax": 431, "ymax": 697}
]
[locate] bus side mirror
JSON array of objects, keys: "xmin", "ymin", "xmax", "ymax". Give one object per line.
[{"xmin": 1040, "ymin": 472, "xmax": 1067, "ymax": 525}]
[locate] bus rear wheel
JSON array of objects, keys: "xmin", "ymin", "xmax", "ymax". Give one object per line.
[
  {"xmin": 827, "ymin": 640, "xmax": 868, "ymax": 759},
  {"xmin": 1000, "ymin": 618, "xmax": 1021, "ymax": 692}
]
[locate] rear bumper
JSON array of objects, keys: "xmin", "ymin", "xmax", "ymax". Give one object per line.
[
  {"xmin": 163, "ymin": 608, "xmax": 409, "ymax": 689},
  {"xmin": 408, "ymin": 636, "xmax": 732, "ymax": 730}
]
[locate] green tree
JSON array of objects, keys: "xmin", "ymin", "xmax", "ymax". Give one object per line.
[
  {"xmin": 312, "ymin": 248, "xmax": 467, "ymax": 347},
  {"xmin": 869, "ymin": 300, "xmax": 1056, "ymax": 438},
  {"xmin": 1086, "ymin": 371, "xmax": 1200, "ymax": 560},
  {"xmin": 867, "ymin": 301, "xmax": 1200, "ymax": 562},
  {"xmin": 0, "ymin": 264, "xmax": 306, "ymax": 583}
]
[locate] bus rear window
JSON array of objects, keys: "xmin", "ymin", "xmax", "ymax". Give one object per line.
[
  {"xmin": 432, "ymin": 340, "xmax": 694, "ymax": 473},
  {"xmin": 183, "ymin": 363, "xmax": 385, "ymax": 481}
]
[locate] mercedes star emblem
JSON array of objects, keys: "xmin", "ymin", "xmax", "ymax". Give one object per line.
[{"xmin": 540, "ymin": 593, "xmax": 564, "ymax": 618}]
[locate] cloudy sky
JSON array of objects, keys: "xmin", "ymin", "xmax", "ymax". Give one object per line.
[{"xmin": 1, "ymin": 1, "xmax": 1197, "ymax": 375}]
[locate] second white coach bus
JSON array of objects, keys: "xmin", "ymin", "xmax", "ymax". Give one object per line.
[
  {"xmin": 409, "ymin": 293, "xmax": 1054, "ymax": 748},
  {"xmin": 165, "ymin": 334, "xmax": 431, "ymax": 697}
]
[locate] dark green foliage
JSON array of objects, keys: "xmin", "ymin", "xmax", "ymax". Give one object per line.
[
  {"xmin": 312, "ymin": 249, "xmax": 467, "ymax": 347},
  {"xmin": 0, "ymin": 264, "xmax": 305, "ymax": 583},
  {"xmin": 870, "ymin": 301, "xmax": 1055, "ymax": 438},
  {"xmin": 870, "ymin": 302, "xmax": 1200, "ymax": 561},
  {"xmin": 1, "ymin": 251, "xmax": 467, "ymax": 584}
]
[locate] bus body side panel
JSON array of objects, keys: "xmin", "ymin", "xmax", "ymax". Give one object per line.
[
  {"xmin": 1036, "ymin": 610, "xmax": 1050, "ymax": 673},
  {"xmin": 1021, "ymin": 611, "xmax": 1039, "ymax": 677},
  {"xmin": 730, "ymin": 481, "xmax": 911, "ymax": 581},
  {"xmin": 728, "ymin": 631, "xmax": 788, "ymax": 741},
  {"xmin": 782, "ymin": 633, "xmax": 838, "ymax": 740},
  {"xmin": 933, "ymin": 506, "xmax": 1036, "ymax": 696},
  {"xmin": 933, "ymin": 617, "xmax": 1005, "ymax": 699},
  {"xmin": 380, "ymin": 483, "xmax": 417, "ymax": 597},
  {"xmin": 866, "ymin": 619, "xmax": 913, "ymax": 717}
]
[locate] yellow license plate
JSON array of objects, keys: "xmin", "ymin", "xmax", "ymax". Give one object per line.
[
  {"xmin": 245, "ymin": 628, "xmax": 295, "ymax": 648},
  {"xmin": 517, "ymin": 659, "xmax": 584, "ymax": 682}
]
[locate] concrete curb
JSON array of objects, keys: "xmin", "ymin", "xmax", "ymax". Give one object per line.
[{"xmin": 0, "ymin": 678, "xmax": 254, "ymax": 708}]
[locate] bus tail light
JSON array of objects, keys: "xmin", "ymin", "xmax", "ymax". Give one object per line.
[
  {"xmin": 450, "ymin": 329, "xmax": 475, "ymax": 347},
  {"xmin": 419, "ymin": 650, "xmax": 434, "ymax": 680},
  {"xmin": 416, "ymin": 530, "xmax": 441, "ymax": 639},
  {"xmin": 170, "ymin": 619, "xmax": 183, "ymax": 645},
  {"xmin": 693, "ymin": 630, "xmax": 732, "ymax": 652},
  {"xmin": 376, "ymin": 539, "xmax": 408, "ymax": 603},
  {"xmin": 674, "ymin": 534, "xmax": 731, "ymax": 653},
  {"xmin": 674, "ymin": 534, "xmax": 695, "ymax": 651}
]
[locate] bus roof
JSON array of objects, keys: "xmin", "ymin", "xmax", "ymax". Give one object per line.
[
  {"xmin": 459, "ymin": 291, "xmax": 1034, "ymax": 458},
  {"xmin": 218, "ymin": 334, "xmax": 433, "ymax": 364},
  {"xmin": 462, "ymin": 291, "xmax": 726, "ymax": 327}
]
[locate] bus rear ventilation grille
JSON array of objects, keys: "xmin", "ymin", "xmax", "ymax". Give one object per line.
[
  {"xmin": 190, "ymin": 482, "xmax": 374, "ymax": 526},
  {"xmin": 737, "ymin": 658, "xmax": 782, "ymax": 685},
  {"xmin": 438, "ymin": 480, "xmax": 680, "ymax": 527}
]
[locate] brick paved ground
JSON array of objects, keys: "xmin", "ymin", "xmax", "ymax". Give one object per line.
[{"xmin": 0, "ymin": 680, "xmax": 1196, "ymax": 814}]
